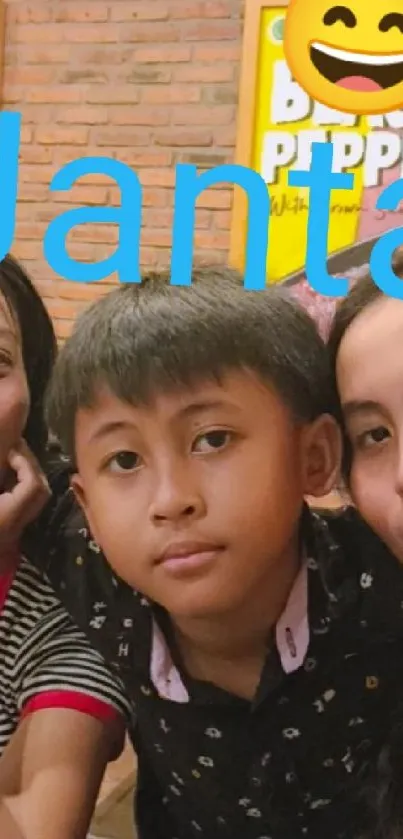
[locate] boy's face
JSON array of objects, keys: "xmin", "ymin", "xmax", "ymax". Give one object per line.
[
  {"xmin": 72, "ymin": 370, "xmax": 338, "ymax": 618},
  {"xmin": 337, "ymin": 297, "xmax": 403, "ymax": 562}
]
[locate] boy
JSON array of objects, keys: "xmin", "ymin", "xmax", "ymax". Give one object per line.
[{"xmin": 38, "ymin": 267, "xmax": 403, "ymax": 839}]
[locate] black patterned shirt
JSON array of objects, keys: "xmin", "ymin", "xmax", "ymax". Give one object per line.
[{"xmin": 25, "ymin": 461, "xmax": 403, "ymax": 839}]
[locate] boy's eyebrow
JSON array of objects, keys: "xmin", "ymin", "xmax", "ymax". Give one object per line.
[
  {"xmin": 89, "ymin": 420, "xmax": 135, "ymax": 443},
  {"xmin": 88, "ymin": 401, "xmax": 234, "ymax": 443},
  {"xmin": 342, "ymin": 400, "xmax": 383, "ymax": 418},
  {"xmin": 176, "ymin": 399, "xmax": 236, "ymax": 419}
]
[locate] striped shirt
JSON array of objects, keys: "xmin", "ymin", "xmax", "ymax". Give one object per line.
[{"xmin": 0, "ymin": 556, "xmax": 131, "ymax": 754}]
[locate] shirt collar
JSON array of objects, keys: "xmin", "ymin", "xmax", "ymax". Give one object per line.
[
  {"xmin": 150, "ymin": 563, "xmax": 310, "ymax": 702},
  {"xmin": 148, "ymin": 508, "xmax": 350, "ymax": 702}
]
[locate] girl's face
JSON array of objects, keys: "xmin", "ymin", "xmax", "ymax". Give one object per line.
[
  {"xmin": 0, "ymin": 293, "xmax": 29, "ymax": 479},
  {"xmin": 336, "ymin": 295, "xmax": 403, "ymax": 561}
]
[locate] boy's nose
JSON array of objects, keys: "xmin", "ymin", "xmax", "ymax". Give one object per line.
[{"xmin": 149, "ymin": 470, "xmax": 205, "ymax": 524}]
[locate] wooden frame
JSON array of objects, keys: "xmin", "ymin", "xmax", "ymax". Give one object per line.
[
  {"xmin": 229, "ymin": 0, "xmax": 288, "ymax": 272},
  {"xmin": 0, "ymin": 1, "xmax": 5, "ymax": 98}
]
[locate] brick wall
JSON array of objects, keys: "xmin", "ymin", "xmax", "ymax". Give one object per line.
[{"xmin": 2, "ymin": 0, "xmax": 244, "ymax": 338}]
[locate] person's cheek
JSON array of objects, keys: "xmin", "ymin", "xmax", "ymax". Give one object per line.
[
  {"xmin": 351, "ymin": 463, "xmax": 390, "ymax": 535},
  {"xmin": 0, "ymin": 377, "xmax": 29, "ymax": 448}
]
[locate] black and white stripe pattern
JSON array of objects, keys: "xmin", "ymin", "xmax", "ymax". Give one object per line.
[{"xmin": 0, "ymin": 557, "xmax": 131, "ymax": 754}]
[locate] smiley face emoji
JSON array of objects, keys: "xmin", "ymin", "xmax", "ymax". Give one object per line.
[{"xmin": 284, "ymin": 0, "xmax": 403, "ymax": 114}]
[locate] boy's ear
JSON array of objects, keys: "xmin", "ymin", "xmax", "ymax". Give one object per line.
[
  {"xmin": 70, "ymin": 473, "xmax": 99, "ymax": 544},
  {"xmin": 301, "ymin": 414, "xmax": 342, "ymax": 498}
]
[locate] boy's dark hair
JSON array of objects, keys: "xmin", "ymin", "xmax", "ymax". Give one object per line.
[
  {"xmin": 46, "ymin": 265, "xmax": 339, "ymax": 459},
  {"xmin": 328, "ymin": 250, "xmax": 403, "ymax": 481},
  {"xmin": 0, "ymin": 254, "xmax": 57, "ymax": 464}
]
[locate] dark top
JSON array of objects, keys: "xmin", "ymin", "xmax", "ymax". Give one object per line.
[{"xmin": 25, "ymin": 456, "xmax": 403, "ymax": 839}]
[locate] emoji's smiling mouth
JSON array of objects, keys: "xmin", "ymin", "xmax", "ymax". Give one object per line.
[{"xmin": 310, "ymin": 42, "xmax": 403, "ymax": 92}]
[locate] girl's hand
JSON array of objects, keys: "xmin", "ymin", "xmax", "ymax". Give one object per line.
[{"xmin": 0, "ymin": 442, "xmax": 50, "ymax": 552}]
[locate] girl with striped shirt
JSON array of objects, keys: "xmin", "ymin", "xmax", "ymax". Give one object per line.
[{"xmin": 0, "ymin": 256, "xmax": 132, "ymax": 839}]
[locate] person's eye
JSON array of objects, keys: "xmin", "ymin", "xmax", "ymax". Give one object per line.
[
  {"xmin": 106, "ymin": 450, "xmax": 141, "ymax": 473},
  {"xmin": 356, "ymin": 426, "xmax": 391, "ymax": 449},
  {"xmin": 193, "ymin": 430, "xmax": 232, "ymax": 454},
  {"xmin": 0, "ymin": 350, "xmax": 13, "ymax": 369}
]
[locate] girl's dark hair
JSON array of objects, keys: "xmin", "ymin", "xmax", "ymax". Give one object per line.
[
  {"xmin": 328, "ymin": 251, "xmax": 403, "ymax": 481},
  {"xmin": 328, "ymin": 254, "xmax": 403, "ymax": 839},
  {"xmin": 0, "ymin": 254, "xmax": 57, "ymax": 464}
]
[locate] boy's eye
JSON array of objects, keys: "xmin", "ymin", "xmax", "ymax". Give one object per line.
[
  {"xmin": 193, "ymin": 430, "xmax": 232, "ymax": 454},
  {"xmin": 357, "ymin": 426, "xmax": 390, "ymax": 448},
  {"xmin": 107, "ymin": 451, "xmax": 140, "ymax": 473}
]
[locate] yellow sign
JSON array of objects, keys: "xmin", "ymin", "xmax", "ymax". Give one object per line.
[{"xmin": 231, "ymin": 0, "xmax": 403, "ymax": 283}]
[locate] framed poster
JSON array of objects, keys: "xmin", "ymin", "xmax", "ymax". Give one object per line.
[{"xmin": 230, "ymin": 0, "xmax": 403, "ymax": 284}]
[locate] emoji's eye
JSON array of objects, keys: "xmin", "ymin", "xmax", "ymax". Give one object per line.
[
  {"xmin": 323, "ymin": 5, "xmax": 357, "ymax": 27},
  {"xmin": 379, "ymin": 12, "xmax": 403, "ymax": 33}
]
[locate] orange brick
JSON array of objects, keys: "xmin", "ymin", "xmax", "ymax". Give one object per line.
[
  {"xmin": 135, "ymin": 45, "xmax": 191, "ymax": 63},
  {"xmin": 4, "ymin": 66, "xmax": 55, "ymax": 86},
  {"xmin": 12, "ymin": 240, "xmax": 43, "ymax": 261},
  {"xmin": 108, "ymin": 106, "xmax": 170, "ymax": 126},
  {"xmin": 141, "ymin": 229, "xmax": 172, "ymax": 248},
  {"xmin": 60, "ymin": 68, "xmax": 108, "ymax": 84},
  {"xmin": 172, "ymin": 105, "xmax": 236, "ymax": 126},
  {"xmin": 213, "ymin": 126, "xmax": 236, "ymax": 146},
  {"xmin": 110, "ymin": 2, "xmax": 169, "ymax": 21},
  {"xmin": 52, "ymin": 186, "xmax": 109, "ymax": 205},
  {"xmin": 62, "ymin": 24, "xmax": 120, "ymax": 43},
  {"xmin": 16, "ymin": 223, "xmax": 46, "ymax": 241},
  {"xmin": 20, "ymin": 165, "xmax": 56, "ymax": 184},
  {"xmin": 140, "ymin": 169, "xmax": 176, "ymax": 188},
  {"xmin": 194, "ymin": 231, "xmax": 229, "ymax": 249},
  {"xmin": 154, "ymin": 130, "xmax": 213, "ymax": 147},
  {"xmin": 54, "ymin": 5, "xmax": 109, "ymax": 23},
  {"xmin": 46, "ymin": 301, "xmax": 82, "ymax": 321},
  {"xmin": 14, "ymin": 104, "xmax": 54, "ymax": 124},
  {"xmin": 174, "ymin": 64, "xmax": 234, "ymax": 83},
  {"xmin": 119, "ymin": 65, "xmax": 171, "ymax": 84},
  {"xmin": 70, "ymin": 225, "xmax": 119, "ymax": 245},
  {"xmin": 20, "ymin": 126, "xmax": 33, "ymax": 144},
  {"xmin": 10, "ymin": 24, "xmax": 63, "ymax": 43},
  {"xmin": 19, "ymin": 145, "xmax": 53, "ymax": 164},
  {"xmin": 52, "ymin": 147, "xmax": 117, "ymax": 168},
  {"xmin": 193, "ymin": 44, "xmax": 241, "ymax": 61},
  {"xmin": 183, "ymin": 21, "xmax": 240, "ymax": 40},
  {"xmin": 17, "ymin": 184, "xmax": 49, "ymax": 203},
  {"xmin": 170, "ymin": 1, "xmax": 236, "ymax": 17},
  {"xmin": 140, "ymin": 247, "xmax": 159, "ymax": 267},
  {"xmin": 214, "ymin": 210, "xmax": 232, "ymax": 230},
  {"xmin": 93, "ymin": 128, "xmax": 151, "ymax": 147},
  {"xmin": 197, "ymin": 189, "xmax": 233, "ymax": 210},
  {"xmin": 16, "ymin": 44, "xmax": 71, "ymax": 64},
  {"xmin": 86, "ymin": 87, "xmax": 140, "ymax": 105},
  {"xmin": 117, "ymin": 150, "xmax": 173, "ymax": 168},
  {"xmin": 7, "ymin": 4, "xmax": 52, "ymax": 24},
  {"xmin": 36, "ymin": 126, "xmax": 89, "ymax": 145},
  {"xmin": 26, "ymin": 87, "xmax": 82, "ymax": 104},
  {"xmin": 58, "ymin": 106, "xmax": 109, "ymax": 125},
  {"xmin": 57, "ymin": 282, "xmax": 113, "ymax": 302},
  {"xmin": 141, "ymin": 85, "xmax": 200, "ymax": 105},
  {"xmin": 122, "ymin": 23, "xmax": 179, "ymax": 42},
  {"xmin": 142, "ymin": 189, "xmax": 170, "ymax": 208}
]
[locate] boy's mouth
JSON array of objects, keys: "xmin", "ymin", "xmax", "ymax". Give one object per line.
[
  {"xmin": 156, "ymin": 540, "xmax": 224, "ymax": 576},
  {"xmin": 310, "ymin": 42, "xmax": 403, "ymax": 91}
]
